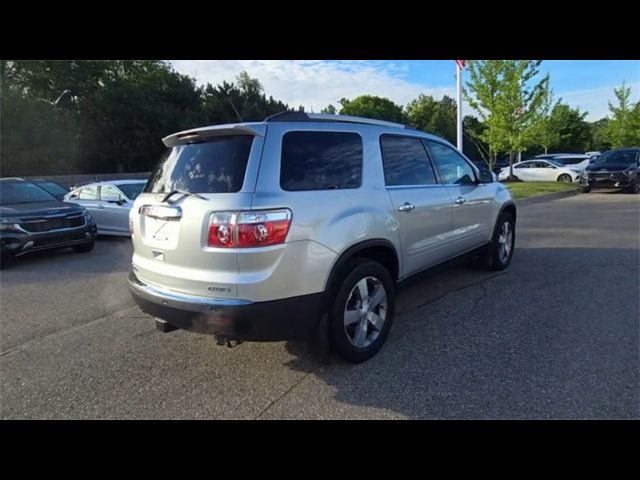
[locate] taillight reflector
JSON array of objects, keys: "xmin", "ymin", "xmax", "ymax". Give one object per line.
[{"xmin": 208, "ymin": 210, "xmax": 291, "ymax": 248}]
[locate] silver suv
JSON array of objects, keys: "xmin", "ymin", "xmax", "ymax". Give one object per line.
[{"xmin": 128, "ymin": 112, "xmax": 516, "ymax": 363}]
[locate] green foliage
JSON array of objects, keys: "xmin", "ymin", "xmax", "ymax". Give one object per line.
[
  {"xmin": 548, "ymin": 103, "xmax": 591, "ymax": 152},
  {"xmin": 338, "ymin": 95, "xmax": 406, "ymax": 123},
  {"xmin": 528, "ymin": 80, "xmax": 560, "ymax": 154},
  {"xmin": 406, "ymin": 94, "xmax": 456, "ymax": 142},
  {"xmin": 321, "ymin": 104, "xmax": 337, "ymax": 114},
  {"xmin": 1, "ymin": 62, "xmax": 290, "ymax": 176},
  {"xmin": 589, "ymin": 118, "xmax": 612, "ymax": 151},
  {"xmin": 605, "ymin": 82, "xmax": 640, "ymax": 148},
  {"xmin": 465, "ymin": 60, "xmax": 547, "ymax": 171}
]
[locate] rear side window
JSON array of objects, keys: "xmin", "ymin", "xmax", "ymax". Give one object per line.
[
  {"xmin": 145, "ymin": 135, "xmax": 254, "ymax": 194},
  {"xmin": 78, "ymin": 185, "xmax": 99, "ymax": 200},
  {"xmin": 280, "ymin": 131, "xmax": 362, "ymax": 191},
  {"xmin": 380, "ymin": 135, "xmax": 437, "ymax": 186}
]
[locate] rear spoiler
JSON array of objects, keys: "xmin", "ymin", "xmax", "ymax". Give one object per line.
[{"xmin": 162, "ymin": 123, "xmax": 266, "ymax": 147}]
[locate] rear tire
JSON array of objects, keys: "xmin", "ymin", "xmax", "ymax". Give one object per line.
[
  {"xmin": 483, "ymin": 212, "xmax": 515, "ymax": 271},
  {"xmin": 73, "ymin": 239, "xmax": 95, "ymax": 253},
  {"xmin": 329, "ymin": 259, "xmax": 395, "ymax": 363}
]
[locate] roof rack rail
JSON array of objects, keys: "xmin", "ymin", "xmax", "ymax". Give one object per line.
[{"xmin": 264, "ymin": 111, "xmax": 411, "ymax": 129}]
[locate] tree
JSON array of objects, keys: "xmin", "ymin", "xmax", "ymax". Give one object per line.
[
  {"xmin": 466, "ymin": 60, "xmax": 547, "ymax": 176},
  {"xmin": 320, "ymin": 104, "xmax": 337, "ymax": 114},
  {"xmin": 529, "ymin": 81, "xmax": 561, "ymax": 154},
  {"xmin": 589, "ymin": 118, "xmax": 612, "ymax": 151},
  {"xmin": 464, "ymin": 60, "xmax": 509, "ymax": 170},
  {"xmin": 605, "ymin": 82, "xmax": 640, "ymax": 148},
  {"xmin": 548, "ymin": 103, "xmax": 591, "ymax": 153},
  {"xmin": 405, "ymin": 94, "xmax": 456, "ymax": 142},
  {"xmin": 338, "ymin": 95, "xmax": 406, "ymax": 123},
  {"xmin": 494, "ymin": 62, "xmax": 547, "ymax": 177}
]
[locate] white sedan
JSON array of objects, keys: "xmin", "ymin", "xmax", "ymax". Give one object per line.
[
  {"xmin": 498, "ymin": 160, "xmax": 580, "ymax": 183},
  {"xmin": 64, "ymin": 180, "xmax": 147, "ymax": 236}
]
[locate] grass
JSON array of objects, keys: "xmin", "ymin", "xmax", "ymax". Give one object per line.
[{"xmin": 503, "ymin": 181, "xmax": 577, "ymax": 200}]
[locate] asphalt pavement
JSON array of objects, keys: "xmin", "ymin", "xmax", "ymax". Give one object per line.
[{"xmin": 1, "ymin": 191, "xmax": 638, "ymax": 419}]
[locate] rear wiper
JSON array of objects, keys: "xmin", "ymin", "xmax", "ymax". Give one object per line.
[{"xmin": 161, "ymin": 189, "xmax": 207, "ymax": 204}]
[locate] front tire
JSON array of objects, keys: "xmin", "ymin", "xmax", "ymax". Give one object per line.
[
  {"xmin": 485, "ymin": 212, "xmax": 515, "ymax": 271},
  {"xmin": 329, "ymin": 259, "xmax": 395, "ymax": 363},
  {"xmin": 581, "ymin": 186, "xmax": 591, "ymax": 193},
  {"xmin": 625, "ymin": 181, "xmax": 639, "ymax": 194},
  {"xmin": 73, "ymin": 239, "xmax": 95, "ymax": 253},
  {"xmin": 558, "ymin": 174, "xmax": 572, "ymax": 183}
]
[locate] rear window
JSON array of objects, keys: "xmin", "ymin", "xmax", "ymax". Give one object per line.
[
  {"xmin": 280, "ymin": 131, "xmax": 363, "ymax": 191},
  {"xmin": 145, "ymin": 135, "xmax": 254, "ymax": 194},
  {"xmin": 117, "ymin": 183, "xmax": 145, "ymax": 200}
]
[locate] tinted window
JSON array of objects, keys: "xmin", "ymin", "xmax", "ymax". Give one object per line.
[
  {"xmin": 425, "ymin": 141, "xmax": 476, "ymax": 185},
  {"xmin": 78, "ymin": 185, "xmax": 99, "ymax": 200},
  {"xmin": 380, "ymin": 135, "xmax": 437, "ymax": 186},
  {"xmin": 280, "ymin": 131, "xmax": 362, "ymax": 191},
  {"xmin": 0, "ymin": 181, "xmax": 56, "ymax": 204},
  {"xmin": 117, "ymin": 182, "xmax": 145, "ymax": 200},
  {"xmin": 514, "ymin": 162, "xmax": 530, "ymax": 169},
  {"xmin": 145, "ymin": 135, "xmax": 253, "ymax": 194},
  {"xmin": 101, "ymin": 185, "xmax": 122, "ymax": 201},
  {"xmin": 36, "ymin": 181, "xmax": 68, "ymax": 197},
  {"xmin": 596, "ymin": 150, "xmax": 639, "ymax": 165}
]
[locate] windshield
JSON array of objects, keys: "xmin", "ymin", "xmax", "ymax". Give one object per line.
[
  {"xmin": 117, "ymin": 182, "xmax": 146, "ymax": 200},
  {"xmin": 595, "ymin": 150, "xmax": 638, "ymax": 165},
  {"xmin": 548, "ymin": 160, "xmax": 564, "ymax": 167},
  {"xmin": 0, "ymin": 181, "xmax": 57, "ymax": 204},
  {"xmin": 36, "ymin": 181, "xmax": 68, "ymax": 197},
  {"xmin": 145, "ymin": 135, "xmax": 254, "ymax": 194}
]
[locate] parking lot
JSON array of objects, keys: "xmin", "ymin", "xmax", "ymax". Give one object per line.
[{"xmin": 0, "ymin": 192, "xmax": 638, "ymax": 419}]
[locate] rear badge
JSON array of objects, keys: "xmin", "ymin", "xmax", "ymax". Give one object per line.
[{"xmin": 151, "ymin": 249, "xmax": 165, "ymax": 261}]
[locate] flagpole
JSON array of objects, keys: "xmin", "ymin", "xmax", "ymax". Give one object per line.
[{"xmin": 456, "ymin": 62, "xmax": 463, "ymax": 152}]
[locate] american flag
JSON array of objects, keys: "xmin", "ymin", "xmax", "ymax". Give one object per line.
[{"xmin": 455, "ymin": 60, "xmax": 466, "ymax": 69}]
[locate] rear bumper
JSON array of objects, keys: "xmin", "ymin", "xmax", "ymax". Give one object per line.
[{"xmin": 128, "ymin": 271, "xmax": 324, "ymax": 341}]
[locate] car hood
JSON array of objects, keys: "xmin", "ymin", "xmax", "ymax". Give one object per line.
[
  {"xmin": 586, "ymin": 163, "xmax": 637, "ymax": 172},
  {"xmin": 0, "ymin": 200, "xmax": 85, "ymax": 221}
]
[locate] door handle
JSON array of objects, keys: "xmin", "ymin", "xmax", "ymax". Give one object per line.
[
  {"xmin": 398, "ymin": 202, "xmax": 415, "ymax": 212},
  {"xmin": 454, "ymin": 197, "xmax": 466, "ymax": 205}
]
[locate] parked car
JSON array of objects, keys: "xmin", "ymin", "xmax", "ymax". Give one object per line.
[
  {"xmin": 64, "ymin": 180, "xmax": 146, "ymax": 236},
  {"xmin": 551, "ymin": 154, "xmax": 592, "ymax": 173},
  {"xmin": 31, "ymin": 179, "xmax": 69, "ymax": 200},
  {"xmin": 0, "ymin": 178, "xmax": 97, "ymax": 268},
  {"xmin": 498, "ymin": 159, "xmax": 579, "ymax": 183},
  {"xmin": 579, "ymin": 147, "xmax": 640, "ymax": 193},
  {"xmin": 127, "ymin": 112, "xmax": 516, "ymax": 363}
]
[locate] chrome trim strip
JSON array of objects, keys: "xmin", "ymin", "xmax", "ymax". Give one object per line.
[{"xmin": 128, "ymin": 272, "xmax": 253, "ymax": 309}]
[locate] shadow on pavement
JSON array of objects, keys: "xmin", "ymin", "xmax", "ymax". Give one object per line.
[{"xmin": 280, "ymin": 246, "xmax": 639, "ymax": 419}]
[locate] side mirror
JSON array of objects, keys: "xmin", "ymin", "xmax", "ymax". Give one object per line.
[{"xmin": 478, "ymin": 170, "xmax": 494, "ymax": 183}]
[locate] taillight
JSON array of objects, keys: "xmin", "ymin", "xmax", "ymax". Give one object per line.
[{"xmin": 207, "ymin": 210, "xmax": 291, "ymax": 248}]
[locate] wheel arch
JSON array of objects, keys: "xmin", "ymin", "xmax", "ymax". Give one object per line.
[{"xmin": 324, "ymin": 239, "xmax": 400, "ymax": 297}]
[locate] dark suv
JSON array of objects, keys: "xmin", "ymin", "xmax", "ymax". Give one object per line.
[
  {"xmin": 579, "ymin": 148, "xmax": 640, "ymax": 193},
  {"xmin": 0, "ymin": 178, "xmax": 97, "ymax": 267}
]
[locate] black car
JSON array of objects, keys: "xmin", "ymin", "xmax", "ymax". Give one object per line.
[
  {"xmin": 31, "ymin": 179, "xmax": 69, "ymax": 200},
  {"xmin": 579, "ymin": 148, "xmax": 640, "ymax": 193},
  {"xmin": 0, "ymin": 178, "xmax": 98, "ymax": 267}
]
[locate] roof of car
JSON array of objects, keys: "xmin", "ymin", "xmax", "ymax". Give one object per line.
[{"xmin": 162, "ymin": 112, "xmax": 448, "ymax": 148}]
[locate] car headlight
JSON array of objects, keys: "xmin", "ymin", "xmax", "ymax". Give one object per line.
[
  {"xmin": 581, "ymin": 170, "xmax": 589, "ymax": 179},
  {"xmin": 82, "ymin": 210, "xmax": 93, "ymax": 221},
  {"xmin": 0, "ymin": 221, "xmax": 21, "ymax": 232},
  {"xmin": 623, "ymin": 167, "xmax": 636, "ymax": 177}
]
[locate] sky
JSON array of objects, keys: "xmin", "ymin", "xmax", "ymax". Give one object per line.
[{"xmin": 170, "ymin": 60, "xmax": 640, "ymax": 121}]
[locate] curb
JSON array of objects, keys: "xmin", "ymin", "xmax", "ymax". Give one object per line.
[{"xmin": 515, "ymin": 188, "xmax": 580, "ymax": 206}]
